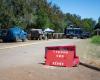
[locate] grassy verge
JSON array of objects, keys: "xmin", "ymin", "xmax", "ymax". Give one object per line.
[
  {"xmin": 91, "ymin": 36, "xmax": 100, "ymax": 44},
  {"xmin": 76, "ymin": 39, "xmax": 100, "ymax": 67}
]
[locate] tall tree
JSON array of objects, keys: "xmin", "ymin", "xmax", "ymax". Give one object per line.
[
  {"xmin": 82, "ymin": 18, "xmax": 96, "ymax": 31},
  {"xmin": 0, "ymin": 0, "xmax": 97, "ymax": 32}
]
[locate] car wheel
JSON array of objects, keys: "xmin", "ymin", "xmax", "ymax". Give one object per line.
[
  {"xmin": 15, "ymin": 36, "xmax": 19, "ymax": 42},
  {"xmin": 39, "ymin": 35, "xmax": 42, "ymax": 40}
]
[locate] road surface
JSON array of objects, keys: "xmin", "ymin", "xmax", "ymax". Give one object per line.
[{"xmin": 0, "ymin": 39, "xmax": 100, "ymax": 80}]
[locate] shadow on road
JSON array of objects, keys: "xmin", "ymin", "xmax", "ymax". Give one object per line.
[
  {"xmin": 80, "ymin": 62, "xmax": 100, "ymax": 71},
  {"xmin": 39, "ymin": 63, "xmax": 45, "ymax": 65},
  {"xmin": 39, "ymin": 62, "xmax": 100, "ymax": 71}
]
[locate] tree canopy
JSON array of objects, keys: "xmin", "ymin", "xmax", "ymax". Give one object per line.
[{"xmin": 0, "ymin": 0, "xmax": 98, "ymax": 32}]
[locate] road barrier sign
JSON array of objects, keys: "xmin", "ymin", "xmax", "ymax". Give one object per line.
[{"xmin": 45, "ymin": 45, "xmax": 79, "ymax": 67}]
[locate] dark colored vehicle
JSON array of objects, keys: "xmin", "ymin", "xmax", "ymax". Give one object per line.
[
  {"xmin": 81, "ymin": 32, "xmax": 91, "ymax": 38},
  {"xmin": 2, "ymin": 27, "xmax": 27, "ymax": 42},
  {"xmin": 0, "ymin": 29, "xmax": 7, "ymax": 39},
  {"xmin": 0, "ymin": 30, "xmax": 1, "ymax": 39},
  {"xmin": 28, "ymin": 29, "xmax": 45, "ymax": 40},
  {"xmin": 64, "ymin": 27, "xmax": 89, "ymax": 39}
]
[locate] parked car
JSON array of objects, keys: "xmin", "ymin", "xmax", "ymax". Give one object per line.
[
  {"xmin": 2, "ymin": 27, "xmax": 27, "ymax": 42},
  {"xmin": 28, "ymin": 29, "xmax": 46, "ymax": 40},
  {"xmin": 64, "ymin": 27, "xmax": 83, "ymax": 38},
  {"xmin": 81, "ymin": 32, "xmax": 91, "ymax": 39},
  {"xmin": 0, "ymin": 30, "xmax": 2, "ymax": 39},
  {"xmin": 0, "ymin": 29, "xmax": 7, "ymax": 39},
  {"xmin": 64, "ymin": 27, "xmax": 90, "ymax": 39}
]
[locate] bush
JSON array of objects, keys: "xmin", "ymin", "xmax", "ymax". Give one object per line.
[{"xmin": 91, "ymin": 36, "xmax": 100, "ymax": 44}]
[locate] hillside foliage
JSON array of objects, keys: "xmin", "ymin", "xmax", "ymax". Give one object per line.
[{"xmin": 0, "ymin": 0, "xmax": 98, "ymax": 32}]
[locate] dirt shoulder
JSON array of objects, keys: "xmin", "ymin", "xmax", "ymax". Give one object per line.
[{"xmin": 75, "ymin": 39, "xmax": 100, "ymax": 68}]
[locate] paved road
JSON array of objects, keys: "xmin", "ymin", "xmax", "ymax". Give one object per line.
[
  {"xmin": 0, "ymin": 39, "xmax": 100, "ymax": 80},
  {"xmin": 0, "ymin": 39, "xmax": 77, "ymax": 68}
]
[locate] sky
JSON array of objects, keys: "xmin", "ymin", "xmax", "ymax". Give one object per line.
[{"xmin": 48, "ymin": 0, "xmax": 100, "ymax": 21}]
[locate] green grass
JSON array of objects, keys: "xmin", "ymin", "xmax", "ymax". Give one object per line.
[{"xmin": 91, "ymin": 36, "xmax": 100, "ymax": 44}]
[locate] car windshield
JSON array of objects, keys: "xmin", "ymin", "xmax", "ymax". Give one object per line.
[
  {"xmin": 74, "ymin": 29, "xmax": 83, "ymax": 34},
  {"xmin": 67, "ymin": 29, "xmax": 74, "ymax": 34}
]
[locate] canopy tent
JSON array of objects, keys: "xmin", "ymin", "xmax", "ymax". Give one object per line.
[{"xmin": 44, "ymin": 28, "xmax": 54, "ymax": 32}]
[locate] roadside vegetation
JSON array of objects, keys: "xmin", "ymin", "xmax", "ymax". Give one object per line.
[
  {"xmin": 0, "ymin": 0, "xmax": 99, "ymax": 33},
  {"xmin": 75, "ymin": 39, "xmax": 100, "ymax": 67},
  {"xmin": 91, "ymin": 36, "xmax": 100, "ymax": 44}
]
